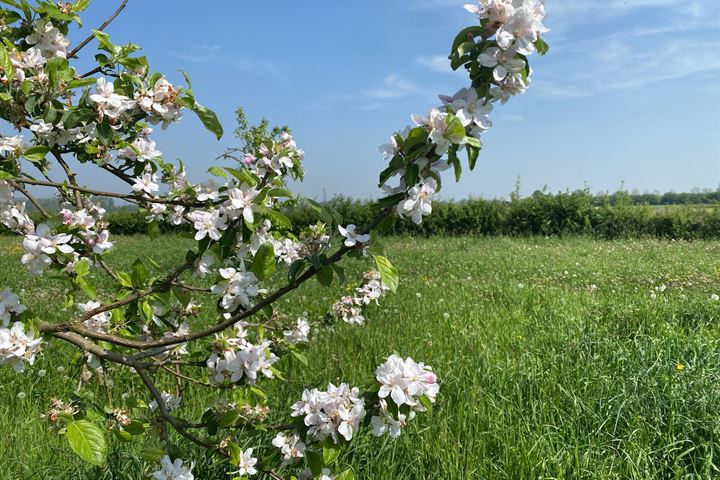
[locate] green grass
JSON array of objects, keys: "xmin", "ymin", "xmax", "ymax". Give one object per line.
[{"xmin": 1, "ymin": 235, "xmax": 719, "ymax": 479}]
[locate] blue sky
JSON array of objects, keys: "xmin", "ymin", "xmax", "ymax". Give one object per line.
[{"xmin": 66, "ymin": 0, "xmax": 719, "ymax": 200}]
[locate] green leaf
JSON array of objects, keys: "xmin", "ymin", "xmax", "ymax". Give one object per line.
[
  {"xmin": 316, "ymin": 266, "xmax": 333, "ymax": 287},
  {"xmin": 288, "ymin": 259, "xmax": 306, "ymax": 284},
  {"xmin": 450, "ymin": 26, "xmax": 484, "ymax": 57},
  {"xmin": 265, "ymin": 209, "xmax": 292, "ymax": 230},
  {"xmin": 46, "ymin": 56, "xmax": 71, "ymax": 89},
  {"xmin": 0, "ymin": 43, "xmax": 14, "ymax": 81},
  {"xmin": 190, "ymin": 102, "xmax": 223, "ymax": 140},
  {"xmin": 252, "ymin": 242, "xmax": 276, "ymax": 281},
  {"xmin": 131, "ymin": 259, "xmax": 148, "ymax": 287},
  {"xmin": 466, "ymin": 142, "xmax": 480, "ymax": 171},
  {"xmin": 207, "ymin": 166, "xmax": 228, "ymax": 179},
  {"xmin": 448, "ymin": 145, "xmax": 462, "ymax": 182},
  {"xmin": 63, "ymin": 108, "xmax": 95, "ymax": 129},
  {"xmin": 534, "ymin": 37, "xmax": 549, "ymax": 56},
  {"xmin": 337, "ymin": 470, "xmax": 355, "ymax": 480},
  {"xmin": 307, "ymin": 450, "xmax": 324, "ymax": 476},
  {"xmin": 95, "ymin": 120, "xmax": 114, "ymax": 147},
  {"xmin": 289, "ymin": 347, "xmax": 308, "ymax": 367},
  {"xmin": 405, "ymin": 163, "xmax": 419, "ymax": 189},
  {"xmin": 92, "ymin": 29, "xmax": 118, "ymax": 55},
  {"xmin": 140, "ymin": 446, "xmax": 165, "ymax": 462},
  {"xmin": 323, "ymin": 442, "xmax": 342, "ymax": 466},
  {"xmin": 374, "ymin": 255, "xmax": 398, "ymax": 292},
  {"xmin": 72, "ymin": 0, "xmax": 91, "ymax": 12},
  {"xmin": 419, "ymin": 394, "xmax": 434, "ymax": 413},
  {"xmin": 22, "ymin": 145, "xmax": 50, "ymax": 163},
  {"xmin": 0, "ymin": 170, "xmax": 15, "ymax": 180},
  {"xmin": 65, "ymin": 420, "xmax": 107, "ymax": 467}
]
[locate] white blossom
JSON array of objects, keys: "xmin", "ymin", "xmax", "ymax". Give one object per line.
[
  {"xmin": 188, "ymin": 210, "xmax": 227, "ymax": 241},
  {"xmin": 446, "ymin": 87, "xmax": 493, "ymax": 131},
  {"xmin": 207, "ymin": 339, "xmax": 278, "ymax": 385},
  {"xmin": 397, "ymin": 178, "xmax": 436, "ymax": 225},
  {"xmin": 210, "ymin": 267, "xmax": 259, "ymax": 310},
  {"xmin": 338, "ymin": 224, "xmax": 371, "ymax": 248},
  {"xmin": 0, "ymin": 135, "xmax": 24, "ymax": 156},
  {"xmin": 149, "ymin": 391, "xmax": 182, "ymax": 412},
  {"xmin": 427, "ymin": 108, "xmax": 466, "ymax": 155},
  {"xmin": 131, "ymin": 167, "xmax": 160, "ymax": 195},
  {"xmin": 90, "ymin": 78, "xmax": 135, "ymax": 120},
  {"xmin": 283, "ymin": 317, "xmax": 310, "ymax": 344},
  {"xmin": 0, "ymin": 289, "xmax": 26, "ymax": 327},
  {"xmin": 0, "ymin": 322, "xmax": 42, "ymax": 373},
  {"xmin": 26, "ymin": 20, "xmax": 70, "ymax": 58},
  {"xmin": 77, "ymin": 301, "xmax": 111, "ymax": 334},
  {"xmin": 225, "ymin": 184, "xmax": 259, "ymax": 224},
  {"xmin": 291, "ymin": 383, "xmax": 366, "ymax": 443},
  {"xmin": 233, "ymin": 448, "xmax": 257, "ymax": 477},
  {"xmin": 272, "ymin": 432, "xmax": 306, "ymax": 463},
  {"xmin": 152, "ymin": 456, "xmax": 194, "ymax": 480}
]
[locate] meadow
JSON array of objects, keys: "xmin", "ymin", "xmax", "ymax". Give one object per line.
[{"xmin": 1, "ymin": 235, "xmax": 719, "ymax": 479}]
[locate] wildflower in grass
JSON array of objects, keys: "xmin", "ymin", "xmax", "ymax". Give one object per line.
[
  {"xmin": 152, "ymin": 456, "xmax": 194, "ymax": 480},
  {"xmin": 0, "ymin": 322, "xmax": 42, "ymax": 373},
  {"xmin": 676, "ymin": 363, "xmax": 685, "ymax": 371},
  {"xmin": 0, "ymin": 288, "xmax": 26, "ymax": 327},
  {"xmin": 17, "ymin": 391, "xmax": 26, "ymax": 399},
  {"xmin": 291, "ymin": 383, "xmax": 365, "ymax": 443},
  {"xmin": 272, "ymin": 432, "xmax": 306, "ymax": 463},
  {"xmin": 711, "ymin": 294, "xmax": 719, "ymax": 301},
  {"xmin": 149, "ymin": 391, "xmax": 182, "ymax": 412},
  {"xmin": 338, "ymin": 224, "xmax": 371, "ymax": 247},
  {"xmin": 284, "ymin": 317, "xmax": 310, "ymax": 344}
]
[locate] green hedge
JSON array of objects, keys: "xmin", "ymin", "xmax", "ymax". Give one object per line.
[{"xmin": 4, "ymin": 191, "xmax": 720, "ymax": 239}]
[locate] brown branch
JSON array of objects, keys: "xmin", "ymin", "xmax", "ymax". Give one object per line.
[
  {"xmin": 136, "ymin": 367, "xmax": 216, "ymax": 449},
  {"xmin": 68, "ymin": 0, "xmax": 130, "ymax": 59},
  {"xmin": 15, "ymin": 177, "xmax": 208, "ymax": 207},
  {"xmin": 51, "ymin": 151, "xmax": 83, "ymax": 209},
  {"xmin": 8, "ymin": 181, "xmax": 51, "ymax": 219}
]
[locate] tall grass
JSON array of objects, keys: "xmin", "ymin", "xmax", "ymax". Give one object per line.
[{"xmin": 0, "ymin": 236, "xmax": 718, "ymax": 479}]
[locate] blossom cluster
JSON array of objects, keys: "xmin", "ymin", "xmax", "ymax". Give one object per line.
[
  {"xmin": 332, "ymin": 271, "xmax": 388, "ymax": 325},
  {"xmin": 0, "ymin": 288, "xmax": 26, "ymax": 327},
  {"xmin": 0, "ymin": 322, "xmax": 42, "ymax": 373},
  {"xmin": 380, "ymin": 0, "xmax": 547, "ymax": 225},
  {"xmin": 371, "ymin": 355, "xmax": 439, "ymax": 438},
  {"xmin": 206, "ymin": 328, "xmax": 279, "ymax": 385},
  {"xmin": 291, "ymin": 382, "xmax": 366, "ymax": 443},
  {"xmin": 272, "ymin": 432, "xmax": 306, "ymax": 464},
  {"xmin": 0, "ymin": 181, "xmax": 33, "ymax": 235},
  {"xmin": 21, "ymin": 207, "xmax": 113, "ymax": 276}
]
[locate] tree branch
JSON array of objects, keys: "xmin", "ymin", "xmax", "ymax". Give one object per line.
[{"xmin": 68, "ymin": 0, "xmax": 130, "ymax": 59}]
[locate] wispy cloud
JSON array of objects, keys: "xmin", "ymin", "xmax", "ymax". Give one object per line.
[
  {"xmin": 362, "ymin": 74, "xmax": 422, "ymax": 99},
  {"xmin": 416, "ymin": 55, "xmax": 467, "ymax": 77},
  {"xmin": 168, "ymin": 45, "xmax": 283, "ymax": 78}
]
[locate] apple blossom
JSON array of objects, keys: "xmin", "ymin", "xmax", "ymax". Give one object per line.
[
  {"xmin": 152, "ymin": 456, "xmax": 194, "ymax": 480},
  {"xmin": 25, "ymin": 20, "xmax": 70, "ymax": 58},
  {"xmin": 291, "ymin": 382, "xmax": 366, "ymax": 443},
  {"xmin": 131, "ymin": 167, "xmax": 160, "ymax": 195},
  {"xmin": 0, "ymin": 322, "xmax": 42, "ymax": 373},
  {"xmin": 283, "ymin": 316, "xmax": 310, "ymax": 344},
  {"xmin": 149, "ymin": 391, "xmax": 182, "ymax": 412},
  {"xmin": 338, "ymin": 224, "xmax": 371, "ymax": 247},
  {"xmin": 0, "ymin": 288, "xmax": 26, "ymax": 327}
]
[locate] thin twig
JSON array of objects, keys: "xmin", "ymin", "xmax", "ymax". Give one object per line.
[
  {"xmin": 9, "ymin": 181, "xmax": 52, "ymax": 219},
  {"xmin": 68, "ymin": 0, "xmax": 130, "ymax": 59}
]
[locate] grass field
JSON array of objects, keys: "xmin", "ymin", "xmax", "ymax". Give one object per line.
[{"xmin": 1, "ymin": 235, "xmax": 719, "ymax": 479}]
